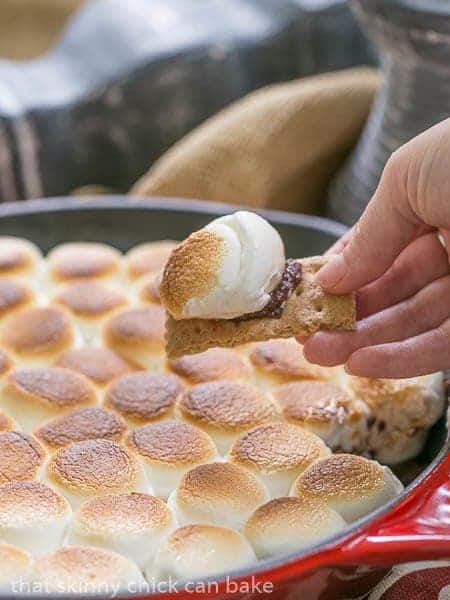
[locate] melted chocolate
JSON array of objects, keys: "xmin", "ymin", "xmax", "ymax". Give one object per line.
[{"xmin": 237, "ymin": 259, "xmax": 302, "ymax": 321}]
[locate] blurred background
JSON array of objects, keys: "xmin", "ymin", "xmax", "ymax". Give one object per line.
[{"xmin": 0, "ymin": 0, "xmax": 448, "ymax": 224}]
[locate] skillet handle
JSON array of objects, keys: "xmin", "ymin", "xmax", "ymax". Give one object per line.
[{"xmin": 336, "ymin": 452, "xmax": 450, "ymax": 564}]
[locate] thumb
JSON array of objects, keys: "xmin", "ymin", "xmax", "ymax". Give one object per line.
[{"xmin": 317, "ymin": 152, "xmax": 421, "ymax": 294}]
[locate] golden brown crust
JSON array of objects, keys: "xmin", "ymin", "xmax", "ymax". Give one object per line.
[
  {"xmin": 34, "ymin": 407, "xmax": 126, "ymax": 449},
  {"xmin": 103, "ymin": 306, "xmax": 166, "ymax": 352},
  {"xmin": 0, "ymin": 542, "xmax": 32, "ymax": 581},
  {"xmin": 0, "ymin": 431, "xmax": 45, "ymax": 483},
  {"xmin": 125, "ymin": 241, "xmax": 178, "ymax": 280},
  {"xmin": 165, "ymin": 257, "xmax": 356, "ymax": 358},
  {"xmin": 291, "ymin": 453, "xmax": 383, "ymax": 500},
  {"xmin": 165, "ymin": 524, "xmax": 244, "ymax": 553},
  {"xmin": 126, "ymin": 419, "xmax": 216, "ymax": 466},
  {"xmin": 48, "ymin": 439, "xmax": 140, "ymax": 493},
  {"xmin": 0, "ymin": 237, "xmax": 40, "ymax": 276},
  {"xmin": 56, "ymin": 348, "xmax": 135, "ymax": 386},
  {"xmin": 177, "ymin": 462, "xmax": 267, "ymax": 509},
  {"xmin": 75, "ymin": 492, "xmax": 172, "ymax": 535},
  {"xmin": 178, "ymin": 381, "xmax": 275, "ymax": 431},
  {"xmin": 53, "ymin": 280, "xmax": 127, "ymax": 318},
  {"xmin": 0, "ymin": 307, "xmax": 74, "ymax": 357},
  {"xmin": 274, "ymin": 380, "xmax": 355, "ymax": 424},
  {"xmin": 0, "ymin": 279, "xmax": 34, "ymax": 318},
  {"xmin": 249, "ymin": 338, "xmax": 326, "ymax": 380},
  {"xmin": 33, "ymin": 545, "xmax": 140, "ymax": 588},
  {"xmin": 160, "ymin": 230, "xmax": 224, "ymax": 319},
  {"xmin": 104, "ymin": 372, "xmax": 183, "ymax": 422},
  {"xmin": 139, "ymin": 273, "xmax": 162, "ymax": 304},
  {"xmin": 0, "ymin": 410, "xmax": 15, "ymax": 432},
  {"xmin": 169, "ymin": 348, "xmax": 250, "ymax": 383},
  {"xmin": 229, "ymin": 423, "xmax": 329, "ymax": 473},
  {"xmin": 5, "ymin": 367, "xmax": 97, "ymax": 409},
  {"xmin": 0, "ymin": 481, "xmax": 69, "ymax": 524},
  {"xmin": 48, "ymin": 243, "xmax": 121, "ymax": 281},
  {"xmin": 0, "ymin": 349, "xmax": 13, "ymax": 376}
]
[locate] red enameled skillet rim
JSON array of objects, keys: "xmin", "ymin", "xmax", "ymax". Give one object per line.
[{"xmin": 0, "ymin": 196, "xmax": 447, "ymax": 598}]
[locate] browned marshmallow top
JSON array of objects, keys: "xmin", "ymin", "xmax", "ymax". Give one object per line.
[
  {"xmin": 169, "ymin": 348, "xmax": 250, "ymax": 383},
  {"xmin": 103, "ymin": 306, "xmax": 165, "ymax": 350},
  {"xmin": 0, "ymin": 278, "xmax": 34, "ymax": 318},
  {"xmin": 35, "ymin": 407, "xmax": 126, "ymax": 450},
  {"xmin": 54, "ymin": 280, "xmax": 127, "ymax": 317},
  {"xmin": 0, "ymin": 307, "xmax": 74, "ymax": 357},
  {"xmin": 6, "ymin": 367, "xmax": 96, "ymax": 409},
  {"xmin": 74, "ymin": 492, "xmax": 172, "ymax": 536},
  {"xmin": 56, "ymin": 347, "xmax": 135, "ymax": 386},
  {"xmin": 48, "ymin": 242, "xmax": 120, "ymax": 281},
  {"xmin": 104, "ymin": 372, "xmax": 183, "ymax": 422},
  {"xmin": 0, "ymin": 431, "xmax": 45, "ymax": 483},
  {"xmin": 160, "ymin": 230, "xmax": 224, "ymax": 319},
  {"xmin": 178, "ymin": 380, "xmax": 275, "ymax": 431},
  {"xmin": 229, "ymin": 423, "xmax": 329, "ymax": 473},
  {"xmin": 0, "ymin": 237, "xmax": 40, "ymax": 276},
  {"xmin": 274, "ymin": 380, "xmax": 355, "ymax": 424},
  {"xmin": 48, "ymin": 439, "xmax": 141, "ymax": 493},
  {"xmin": 126, "ymin": 419, "xmax": 216, "ymax": 466},
  {"xmin": 0, "ymin": 481, "xmax": 69, "ymax": 525},
  {"xmin": 291, "ymin": 453, "xmax": 384, "ymax": 501},
  {"xmin": 250, "ymin": 338, "xmax": 326, "ymax": 380},
  {"xmin": 125, "ymin": 241, "xmax": 177, "ymax": 280}
]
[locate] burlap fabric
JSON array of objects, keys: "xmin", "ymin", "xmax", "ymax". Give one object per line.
[{"xmin": 131, "ymin": 67, "xmax": 379, "ymax": 214}]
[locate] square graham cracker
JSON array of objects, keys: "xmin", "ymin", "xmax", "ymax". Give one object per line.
[{"xmin": 165, "ymin": 256, "xmax": 356, "ymax": 358}]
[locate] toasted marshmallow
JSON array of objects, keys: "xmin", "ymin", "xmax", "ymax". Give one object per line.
[
  {"xmin": 168, "ymin": 462, "xmax": 269, "ymax": 531},
  {"xmin": 0, "ymin": 481, "xmax": 71, "ymax": 556},
  {"xmin": 47, "ymin": 242, "xmax": 121, "ymax": 284},
  {"xmin": 0, "ymin": 431, "xmax": 46, "ymax": 483},
  {"xmin": 0, "ymin": 543, "xmax": 32, "ymax": 589},
  {"xmin": 0, "ymin": 410, "xmax": 16, "ymax": 432},
  {"xmin": 169, "ymin": 348, "xmax": 251, "ymax": 383},
  {"xmin": 0, "ymin": 307, "xmax": 75, "ymax": 365},
  {"xmin": 160, "ymin": 211, "xmax": 285, "ymax": 320},
  {"xmin": 291, "ymin": 454, "xmax": 403, "ymax": 522},
  {"xmin": 34, "ymin": 407, "xmax": 126, "ymax": 450},
  {"xmin": 104, "ymin": 372, "xmax": 183, "ymax": 425},
  {"xmin": 274, "ymin": 380, "xmax": 369, "ymax": 451},
  {"xmin": 0, "ymin": 278, "xmax": 34, "ymax": 320},
  {"xmin": 1, "ymin": 367, "xmax": 97, "ymax": 433},
  {"xmin": 250, "ymin": 339, "xmax": 329, "ymax": 383},
  {"xmin": 148, "ymin": 524, "xmax": 255, "ymax": 582},
  {"xmin": 125, "ymin": 240, "xmax": 178, "ymax": 280},
  {"xmin": 56, "ymin": 347, "xmax": 135, "ymax": 387},
  {"xmin": 32, "ymin": 545, "xmax": 145, "ymax": 593},
  {"xmin": 0, "ymin": 349, "xmax": 13, "ymax": 378},
  {"xmin": 0, "ymin": 237, "xmax": 42, "ymax": 279},
  {"xmin": 229, "ymin": 423, "xmax": 330, "ymax": 498},
  {"xmin": 53, "ymin": 280, "xmax": 128, "ymax": 342},
  {"xmin": 67, "ymin": 493, "xmax": 174, "ymax": 568},
  {"xmin": 347, "ymin": 373, "xmax": 445, "ymax": 464},
  {"xmin": 126, "ymin": 420, "xmax": 217, "ymax": 499},
  {"xmin": 139, "ymin": 271, "xmax": 162, "ymax": 304},
  {"xmin": 244, "ymin": 496, "xmax": 345, "ymax": 558},
  {"xmin": 103, "ymin": 306, "xmax": 166, "ymax": 368},
  {"xmin": 47, "ymin": 439, "xmax": 148, "ymax": 509},
  {"xmin": 178, "ymin": 380, "xmax": 276, "ymax": 454}
]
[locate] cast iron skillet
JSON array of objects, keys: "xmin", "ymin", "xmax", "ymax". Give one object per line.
[{"xmin": 0, "ymin": 196, "xmax": 447, "ymax": 599}]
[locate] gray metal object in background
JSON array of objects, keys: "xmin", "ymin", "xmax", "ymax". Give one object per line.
[
  {"xmin": 326, "ymin": 0, "xmax": 450, "ymax": 225},
  {"xmin": 0, "ymin": 0, "xmax": 373, "ymax": 203}
]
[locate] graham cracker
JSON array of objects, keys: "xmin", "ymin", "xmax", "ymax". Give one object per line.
[{"xmin": 165, "ymin": 256, "xmax": 356, "ymax": 358}]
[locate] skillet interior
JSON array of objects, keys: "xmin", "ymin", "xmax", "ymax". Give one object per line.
[{"xmin": 0, "ymin": 196, "xmax": 447, "ymax": 598}]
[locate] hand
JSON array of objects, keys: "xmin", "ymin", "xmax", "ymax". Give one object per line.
[{"xmin": 302, "ymin": 118, "xmax": 450, "ymax": 378}]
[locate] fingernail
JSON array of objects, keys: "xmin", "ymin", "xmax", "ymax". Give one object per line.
[{"xmin": 315, "ymin": 255, "xmax": 347, "ymax": 290}]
